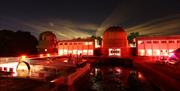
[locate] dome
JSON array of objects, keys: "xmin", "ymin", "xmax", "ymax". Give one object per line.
[
  {"xmin": 102, "ymin": 26, "xmax": 129, "ymax": 57},
  {"xmin": 103, "ymin": 26, "xmax": 128, "ymax": 48},
  {"xmin": 38, "ymin": 31, "xmax": 57, "ymax": 53},
  {"xmin": 39, "ymin": 31, "xmax": 56, "ymax": 41}
]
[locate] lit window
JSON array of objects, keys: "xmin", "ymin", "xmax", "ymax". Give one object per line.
[
  {"xmin": 73, "ymin": 50, "xmax": 77, "ymax": 54},
  {"xmin": 88, "ymin": 42, "xmax": 93, "ymax": 45},
  {"xmin": 161, "ymin": 49, "xmax": 168, "ymax": 56},
  {"xmin": 139, "ymin": 49, "xmax": 145, "ymax": 56},
  {"xmin": 84, "ymin": 42, "xmax": 88, "ymax": 45},
  {"xmin": 58, "ymin": 50, "xmax": 63, "ymax": 55},
  {"xmin": 88, "ymin": 50, "xmax": 93, "ymax": 55},
  {"xmin": 146, "ymin": 49, "xmax": 152, "ymax": 56},
  {"xmin": 83, "ymin": 50, "xmax": 88, "ymax": 55},
  {"xmin": 78, "ymin": 50, "xmax": 82, "ymax": 55},
  {"xmin": 138, "ymin": 41, "xmax": 144, "ymax": 44},
  {"xmin": 156, "ymin": 50, "xmax": 160, "ymax": 56},
  {"xmin": 64, "ymin": 49, "xmax": 68, "ymax": 54},
  {"xmin": 68, "ymin": 50, "xmax": 72, "ymax": 54}
]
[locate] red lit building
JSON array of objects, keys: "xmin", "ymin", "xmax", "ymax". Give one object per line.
[
  {"xmin": 102, "ymin": 26, "xmax": 130, "ymax": 57},
  {"xmin": 58, "ymin": 38, "xmax": 95, "ymax": 56},
  {"xmin": 137, "ymin": 35, "xmax": 180, "ymax": 56}
]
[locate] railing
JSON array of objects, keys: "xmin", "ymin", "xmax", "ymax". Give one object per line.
[{"xmin": 0, "ymin": 57, "xmax": 19, "ymax": 64}]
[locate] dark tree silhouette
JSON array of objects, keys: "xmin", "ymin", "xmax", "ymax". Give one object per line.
[
  {"xmin": 91, "ymin": 35, "xmax": 102, "ymax": 45},
  {"xmin": 127, "ymin": 32, "xmax": 140, "ymax": 43},
  {"xmin": 0, "ymin": 30, "xmax": 38, "ymax": 57}
]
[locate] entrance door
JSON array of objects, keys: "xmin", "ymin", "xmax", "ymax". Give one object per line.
[{"xmin": 109, "ymin": 48, "xmax": 121, "ymax": 56}]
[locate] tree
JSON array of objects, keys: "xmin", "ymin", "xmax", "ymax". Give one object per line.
[
  {"xmin": 128, "ymin": 32, "xmax": 139, "ymax": 43},
  {"xmin": 91, "ymin": 35, "xmax": 102, "ymax": 45},
  {"xmin": 0, "ymin": 30, "xmax": 38, "ymax": 56}
]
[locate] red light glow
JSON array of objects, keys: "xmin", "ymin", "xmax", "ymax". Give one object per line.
[
  {"xmin": 47, "ymin": 53, "xmax": 50, "ymax": 57},
  {"xmin": 40, "ymin": 54, "xmax": 43, "ymax": 58},
  {"xmin": 20, "ymin": 55, "xmax": 26, "ymax": 61}
]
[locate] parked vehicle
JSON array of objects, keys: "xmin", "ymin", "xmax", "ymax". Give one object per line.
[
  {"xmin": 166, "ymin": 48, "xmax": 180, "ymax": 65},
  {"xmin": 155, "ymin": 56, "xmax": 167, "ymax": 64}
]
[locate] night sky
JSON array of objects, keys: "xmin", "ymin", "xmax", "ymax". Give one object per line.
[{"xmin": 0, "ymin": 0, "xmax": 180, "ymax": 39}]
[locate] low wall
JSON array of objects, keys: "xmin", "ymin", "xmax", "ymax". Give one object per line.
[{"xmin": 51, "ymin": 63, "xmax": 90, "ymax": 86}]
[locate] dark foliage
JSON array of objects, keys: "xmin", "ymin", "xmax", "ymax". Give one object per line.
[
  {"xmin": 128, "ymin": 32, "xmax": 139, "ymax": 43},
  {"xmin": 0, "ymin": 30, "xmax": 38, "ymax": 56},
  {"xmin": 91, "ymin": 35, "xmax": 102, "ymax": 45}
]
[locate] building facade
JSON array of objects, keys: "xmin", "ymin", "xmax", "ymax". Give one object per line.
[
  {"xmin": 137, "ymin": 35, "xmax": 180, "ymax": 56},
  {"xmin": 58, "ymin": 38, "xmax": 95, "ymax": 56}
]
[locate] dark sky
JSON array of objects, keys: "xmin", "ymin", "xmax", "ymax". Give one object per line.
[{"xmin": 0, "ymin": 0, "xmax": 180, "ymax": 39}]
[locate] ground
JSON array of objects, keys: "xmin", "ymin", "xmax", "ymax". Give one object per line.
[{"xmin": 1, "ymin": 56, "xmax": 180, "ymax": 91}]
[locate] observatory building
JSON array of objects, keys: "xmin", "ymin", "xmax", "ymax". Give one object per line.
[
  {"xmin": 37, "ymin": 31, "xmax": 57, "ymax": 53},
  {"xmin": 102, "ymin": 26, "xmax": 130, "ymax": 57}
]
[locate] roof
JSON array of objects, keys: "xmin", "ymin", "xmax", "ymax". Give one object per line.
[
  {"xmin": 104, "ymin": 26, "xmax": 125, "ymax": 32},
  {"xmin": 58, "ymin": 38, "xmax": 95, "ymax": 42},
  {"xmin": 137, "ymin": 35, "xmax": 180, "ymax": 40}
]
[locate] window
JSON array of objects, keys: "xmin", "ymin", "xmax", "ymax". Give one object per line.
[
  {"xmin": 153, "ymin": 41, "xmax": 159, "ymax": 43},
  {"xmin": 64, "ymin": 43, "xmax": 68, "ymax": 45},
  {"xmin": 138, "ymin": 41, "xmax": 144, "ymax": 44},
  {"xmin": 147, "ymin": 41, "xmax": 152, "ymax": 43},
  {"xmin": 177, "ymin": 40, "xmax": 180, "ymax": 43},
  {"xmin": 58, "ymin": 50, "xmax": 63, "ymax": 55},
  {"xmin": 83, "ymin": 50, "xmax": 88, "ymax": 55},
  {"xmin": 88, "ymin": 42, "xmax": 93, "ymax": 45},
  {"xmin": 161, "ymin": 41, "xmax": 166, "ymax": 43},
  {"xmin": 73, "ymin": 50, "xmax": 77, "ymax": 54},
  {"xmin": 84, "ymin": 42, "xmax": 88, "ymax": 45},
  {"xmin": 59, "ymin": 43, "xmax": 63, "ymax": 45},
  {"xmin": 139, "ymin": 49, "xmax": 145, "ymax": 56},
  {"xmin": 146, "ymin": 49, "xmax": 152, "ymax": 56},
  {"xmin": 74, "ymin": 43, "xmax": 77, "ymax": 45},
  {"xmin": 88, "ymin": 50, "xmax": 93, "ymax": 55},
  {"xmin": 169, "ymin": 41, "xmax": 174, "ymax": 43},
  {"xmin": 78, "ymin": 42, "xmax": 82, "ymax": 45}
]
